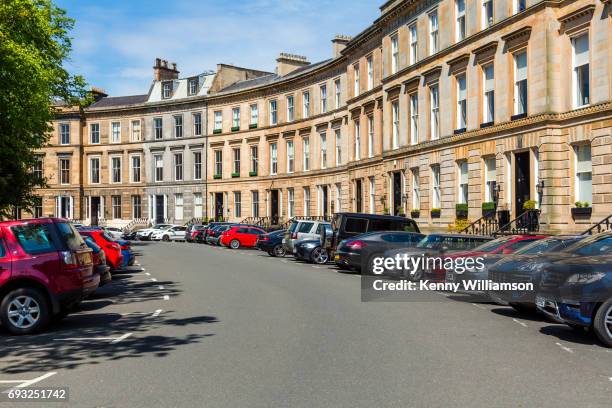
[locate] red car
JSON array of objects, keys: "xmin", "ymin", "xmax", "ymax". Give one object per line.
[
  {"xmin": 441, "ymin": 234, "xmax": 547, "ymax": 283},
  {"xmin": 0, "ymin": 218, "xmax": 98, "ymax": 334},
  {"xmin": 79, "ymin": 229, "xmax": 124, "ymax": 271},
  {"xmin": 220, "ymin": 226, "xmax": 266, "ymax": 249}
]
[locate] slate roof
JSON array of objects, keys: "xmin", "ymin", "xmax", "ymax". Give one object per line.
[{"xmin": 88, "ymin": 94, "xmax": 149, "ymax": 108}]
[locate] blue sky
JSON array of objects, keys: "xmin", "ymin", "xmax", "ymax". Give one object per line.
[{"xmin": 56, "ymin": 0, "xmax": 378, "ymax": 96}]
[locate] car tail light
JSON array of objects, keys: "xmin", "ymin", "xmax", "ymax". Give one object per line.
[
  {"xmin": 108, "ymin": 243, "xmax": 120, "ymax": 250},
  {"xmin": 61, "ymin": 251, "xmax": 78, "ymax": 267},
  {"xmin": 347, "ymin": 240, "xmax": 366, "ymax": 250},
  {"xmin": 292, "ymin": 232, "xmax": 298, "ymax": 240},
  {"xmin": 121, "ymin": 244, "xmax": 129, "ymax": 250},
  {"xmin": 260, "ymin": 236, "xmax": 269, "ymax": 241}
]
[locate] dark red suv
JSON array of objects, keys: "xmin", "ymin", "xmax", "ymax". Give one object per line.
[{"xmin": 0, "ymin": 218, "xmax": 98, "ymax": 335}]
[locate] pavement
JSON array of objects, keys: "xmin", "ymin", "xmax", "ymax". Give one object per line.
[{"xmin": 0, "ymin": 241, "xmax": 611, "ymax": 407}]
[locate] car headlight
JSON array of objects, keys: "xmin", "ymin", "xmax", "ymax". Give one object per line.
[{"xmin": 565, "ymin": 272, "xmax": 605, "ymax": 285}]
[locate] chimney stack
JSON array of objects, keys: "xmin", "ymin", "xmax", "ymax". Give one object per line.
[
  {"xmin": 276, "ymin": 53, "xmax": 310, "ymax": 77},
  {"xmin": 90, "ymin": 86, "xmax": 108, "ymax": 102},
  {"xmin": 332, "ymin": 35, "xmax": 352, "ymax": 58},
  {"xmin": 153, "ymin": 58, "xmax": 180, "ymax": 81}
]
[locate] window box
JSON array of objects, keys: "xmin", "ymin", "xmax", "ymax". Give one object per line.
[
  {"xmin": 453, "ymin": 128, "xmax": 466, "ymax": 135},
  {"xmin": 511, "ymin": 113, "xmax": 527, "ymax": 121},
  {"xmin": 231, "ymin": 126, "xmax": 240, "ymax": 132},
  {"xmin": 249, "ymin": 124, "xmax": 258, "ymax": 129},
  {"xmin": 213, "ymin": 129, "xmax": 222, "ymax": 134},
  {"xmin": 572, "ymin": 202, "xmax": 592, "ymax": 218},
  {"xmin": 213, "ymin": 174, "xmax": 222, "ymax": 179},
  {"xmin": 410, "ymin": 209, "xmax": 420, "ymax": 218},
  {"xmin": 431, "ymin": 208, "xmax": 441, "ymax": 218},
  {"xmin": 231, "ymin": 172, "xmax": 240, "ymax": 178},
  {"xmin": 480, "ymin": 121, "xmax": 494, "ymax": 129},
  {"xmin": 456, "ymin": 203, "xmax": 468, "ymax": 219},
  {"xmin": 249, "ymin": 171, "xmax": 258, "ymax": 177},
  {"xmin": 482, "ymin": 202, "xmax": 496, "ymax": 218}
]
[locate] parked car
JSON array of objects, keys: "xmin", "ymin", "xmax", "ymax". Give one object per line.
[
  {"xmin": 321, "ymin": 213, "xmax": 420, "ymax": 258},
  {"xmin": 206, "ymin": 225, "xmax": 231, "ymax": 245},
  {"xmin": 78, "ymin": 229, "xmax": 124, "ymax": 271},
  {"xmin": 283, "ymin": 220, "xmax": 330, "ymax": 254},
  {"xmin": 203, "ymin": 222, "xmax": 231, "ymax": 241},
  {"xmin": 116, "ymin": 238, "xmax": 135, "ymax": 267},
  {"xmin": 122, "ymin": 230, "xmax": 139, "ymax": 240},
  {"xmin": 220, "ymin": 226, "xmax": 266, "ymax": 249},
  {"xmin": 136, "ymin": 224, "xmax": 173, "ymax": 241},
  {"xmin": 185, "ymin": 224, "xmax": 206, "ymax": 243},
  {"xmin": 152, "ymin": 225, "xmax": 186, "ymax": 241},
  {"xmin": 335, "ymin": 231, "xmax": 425, "ymax": 273},
  {"xmin": 294, "ymin": 235, "xmax": 333, "ymax": 264},
  {"xmin": 83, "ymin": 236, "xmax": 112, "ymax": 287},
  {"xmin": 103, "ymin": 227, "xmax": 124, "ymax": 240},
  {"xmin": 534, "ymin": 232, "xmax": 612, "ymax": 346},
  {"xmin": 255, "ymin": 229, "xmax": 287, "ymax": 256},
  {"xmin": 487, "ymin": 235, "xmax": 585, "ymax": 311},
  {"xmin": 443, "ymin": 234, "xmax": 547, "ymax": 286},
  {"xmin": 380, "ymin": 234, "xmax": 493, "ymax": 279},
  {"xmin": 0, "ymin": 218, "xmax": 98, "ymax": 334}
]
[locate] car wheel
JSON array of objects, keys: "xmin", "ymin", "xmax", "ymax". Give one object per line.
[
  {"xmin": 365, "ymin": 253, "xmax": 382, "ymax": 276},
  {"xmin": 162, "ymin": 235, "xmax": 170, "ymax": 242},
  {"xmin": 0, "ymin": 288, "xmax": 51, "ymax": 335},
  {"xmin": 268, "ymin": 250, "xmax": 275, "ymax": 256},
  {"xmin": 230, "ymin": 239, "xmax": 240, "ymax": 249},
  {"xmin": 273, "ymin": 244, "xmax": 286, "ymax": 257},
  {"xmin": 311, "ymin": 247, "xmax": 329, "ymax": 264},
  {"xmin": 593, "ymin": 299, "xmax": 612, "ymax": 347}
]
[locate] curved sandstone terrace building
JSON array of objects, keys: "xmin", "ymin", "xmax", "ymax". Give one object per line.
[{"xmin": 33, "ymin": 0, "xmax": 612, "ymax": 233}]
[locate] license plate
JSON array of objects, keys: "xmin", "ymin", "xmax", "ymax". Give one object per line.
[
  {"xmin": 535, "ymin": 296, "xmax": 545, "ymax": 308},
  {"xmin": 445, "ymin": 270, "xmax": 454, "ymax": 282},
  {"xmin": 334, "ymin": 254, "xmax": 340, "ymax": 261},
  {"xmin": 282, "ymin": 239, "xmax": 286, "ymax": 244}
]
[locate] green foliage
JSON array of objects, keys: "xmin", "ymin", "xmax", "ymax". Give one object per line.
[
  {"xmin": 455, "ymin": 203, "xmax": 468, "ymax": 212},
  {"xmin": 522, "ymin": 200, "xmax": 537, "ymax": 210},
  {"xmin": 431, "ymin": 208, "xmax": 441, "ymax": 214},
  {"xmin": 249, "ymin": 171, "xmax": 258, "ymax": 177},
  {"xmin": 231, "ymin": 172, "xmax": 240, "ymax": 178},
  {"xmin": 213, "ymin": 174, "xmax": 222, "ymax": 179},
  {"xmin": 383, "ymin": 207, "xmax": 390, "ymax": 215},
  {"xmin": 0, "ymin": 0, "xmax": 88, "ymax": 217},
  {"xmin": 574, "ymin": 201, "xmax": 590, "ymax": 208},
  {"xmin": 482, "ymin": 202, "xmax": 495, "ymax": 211}
]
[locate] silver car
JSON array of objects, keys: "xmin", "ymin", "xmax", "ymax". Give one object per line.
[{"xmin": 284, "ymin": 220, "xmax": 330, "ymax": 254}]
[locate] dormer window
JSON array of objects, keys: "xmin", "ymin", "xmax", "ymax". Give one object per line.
[
  {"xmin": 188, "ymin": 78, "xmax": 198, "ymax": 96},
  {"xmin": 162, "ymin": 81, "xmax": 172, "ymax": 99}
]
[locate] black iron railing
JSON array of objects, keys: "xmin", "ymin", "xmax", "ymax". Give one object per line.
[
  {"xmin": 493, "ymin": 210, "xmax": 540, "ymax": 236},
  {"xmin": 582, "ymin": 213, "xmax": 612, "ymax": 235},
  {"xmin": 460, "ymin": 214, "xmax": 499, "ymax": 236}
]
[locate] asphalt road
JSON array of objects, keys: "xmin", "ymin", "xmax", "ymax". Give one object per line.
[{"xmin": 1, "ymin": 241, "xmax": 611, "ymax": 407}]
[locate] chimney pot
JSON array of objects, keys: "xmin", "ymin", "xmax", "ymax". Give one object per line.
[
  {"xmin": 153, "ymin": 58, "xmax": 180, "ymax": 81},
  {"xmin": 276, "ymin": 52, "xmax": 310, "ymax": 76}
]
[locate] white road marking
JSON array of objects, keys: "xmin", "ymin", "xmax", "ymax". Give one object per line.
[
  {"xmin": 512, "ymin": 318, "xmax": 528, "ymax": 328},
  {"xmin": 312, "ymin": 266, "xmax": 323, "ymax": 269},
  {"xmin": 163, "ymin": 295, "xmax": 170, "ymax": 300},
  {"xmin": 158, "ymin": 285, "xmax": 165, "ymax": 290},
  {"xmin": 472, "ymin": 303, "xmax": 486, "ymax": 310},
  {"xmin": 555, "ymin": 342, "xmax": 574, "ymax": 354},
  {"xmin": 145, "ymin": 272, "xmax": 151, "ymax": 276},
  {"xmin": 150, "ymin": 278, "xmax": 158, "ymax": 282},
  {"xmin": 54, "ymin": 333, "xmax": 131, "ymax": 343},
  {"xmin": 120, "ymin": 312, "xmax": 149, "ymax": 316},
  {"xmin": 0, "ymin": 372, "xmax": 58, "ymax": 393},
  {"xmin": 152, "ymin": 309, "xmax": 162, "ymax": 317},
  {"xmin": 111, "ymin": 333, "xmax": 132, "ymax": 343}
]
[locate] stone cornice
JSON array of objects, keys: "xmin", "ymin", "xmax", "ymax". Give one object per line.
[{"xmin": 558, "ymin": 4, "xmax": 596, "ymax": 24}]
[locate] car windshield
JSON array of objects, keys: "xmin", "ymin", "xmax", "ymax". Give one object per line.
[
  {"xmin": 472, "ymin": 237, "xmax": 514, "ymax": 253},
  {"xmin": 416, "ymin": 235, "xmax": 446, "ymax": 249},
  {"xmin": 516, "ymin": 237, "xmax": 579, "ymax": 255},
  {"xmin": 57, "ymin": 222, "xmax": 87, "ymax": 250}
]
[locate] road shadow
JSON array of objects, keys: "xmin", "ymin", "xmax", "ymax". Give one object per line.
[
  {"xmin": 0, "ymin": 311, "xmax": 218, "ymax": 374},
  {"xmin": 490, "ymin": 307, "xmax": 549, "ymax": 323},
  {"xmin": 444, "ymin": 292, "xmax": 496, "ymax": 304},
  {"xmin": 539, "ymin": 324, "xmax": 600, "ymax": 346}
]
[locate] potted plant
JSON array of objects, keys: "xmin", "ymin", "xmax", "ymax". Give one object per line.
[
  {"xmin": 383, "ymin": 207, "xmax": 390, "ymax": 215},
  {"xmin": 249, "ymin": 123, "xmax": 258, "ymax": 129},
  {"xmin": 231, "ymin": 126, "xmax": 240, "ymax": 132},
  {"xmin": 231, "ymin": 172, "xmax": 240, "ymax": 178},
  {"xmin": 482, "ymin": 201, "xmax": 496, "ymax": 218},
  {"xmin": 431, "ymin": 208, "xmax": 441, "ymax": 218},
  {"xmin": 571, "ymin": 201, "xmax": 592, "ymax": 217},
  {"xmin": 409, "ymin": 208, "xmax": 420, "ymax": 218},
  {"xmin": 522, "ymin": 200, "xmax": 537, "ymax": 211},
  {"xmin": 456, "ymin": 203, "xmax": 468, "ymax": 219},
  {"xmin": 249, "ymin": 171, "xmax": 258, "ymax": 177},
  {"xmin": 213, "ymin": 128, "xmax": 222, "ymax": 134},
  {"xmin": 213, "ymin": 174, "xmax": 222, "ymax": 179}
]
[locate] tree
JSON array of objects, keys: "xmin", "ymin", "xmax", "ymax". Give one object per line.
[{"xmin": 0, "ymin": 0, "xmax": 88, "ymax": 218}]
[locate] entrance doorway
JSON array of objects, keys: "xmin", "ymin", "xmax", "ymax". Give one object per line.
[
  {"xmin": 154, "ymin": 195, "xmax": 165, "ymax": 224},
  {"xmin": 393, "ymin": 172, "xmax": 402, "ymax": 215},
  {"xmin": 515, "ymin": 151, "xmax": 531, "ymax": 214},
  {"xmin": 214, "ymin": 193, "xmax": 224, "ymax": 221},
  {"xmin": 355, "ymin": 180, "xmax": 363, "ymax": 213},
  {"xmin": 270, "ymin": 189, "xmax": 279, "ymax": 224},
  {"xmin": 322, "ymin": 186, "xmax": 329, "ymax": 219},
  {"xmin": 90, "ymin": 196, "xmax": 101, "ymax": 226}
]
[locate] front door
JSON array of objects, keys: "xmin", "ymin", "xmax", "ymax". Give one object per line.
[
  {"xmin": 155, "ymin": 195, "xmax": 165, "ymax": 224},
  {"xmin": 91, "ymin": 197, "xmax": 101, "ymax": 226},
  {"xmin": 322, "ymin": 186, "xmax": 329, "ymax": 219},
  {"xmin": 215, "ymin": 193, "xmax": 224, "ymax": 221},
  {"xmin": 355, "ymin": 180, "xmax": 363, "ymax": 213},
  {"xmin": 515, "ymin": 152, "xmax": 531, "ymax": 214},
  {"xmin": 393, "ymin": 172, "xmax": 402, "ymax": 215},
  {"xmin": 270, "ymin": 190, "xmax": 279, "ymax": 224}
]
